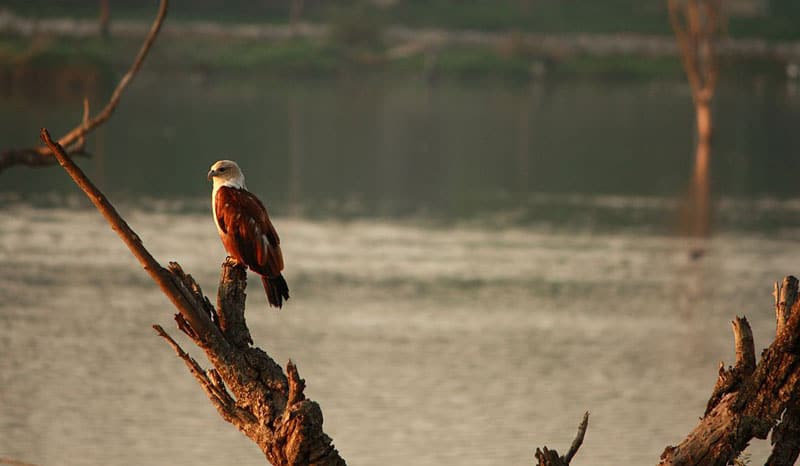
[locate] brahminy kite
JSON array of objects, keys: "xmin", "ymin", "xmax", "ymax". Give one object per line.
[{"xmin": 207, "ymin": 160, "xmax": 290, "ymax": 309}]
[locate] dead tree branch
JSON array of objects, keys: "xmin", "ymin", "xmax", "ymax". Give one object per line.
[
  {"xmin": 0, "ymin": 0, "xmax": 168, "ymax": 173},
  {"xmin": 668, "ymin": 0, "xmax": 722, "ymax": 107},
  {"xmin": 41, "ymin": 128, "xmax": 345, "ymax": 466},
  {"xmin": 659, "ymin": 275, "xmax": 800, "ymax": 466},
  {"xmin": 534, "ymin": 412, "xmax": 589, "ymax": 466}
]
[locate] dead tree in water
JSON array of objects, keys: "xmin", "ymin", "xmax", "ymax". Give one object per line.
[
  {"xmin": 98, "ymin": 0, "xmax": 111, "ymax": 39},
  {"xmin": 668, "ymin": 0, "xmax": 723, "ymax": 237}
]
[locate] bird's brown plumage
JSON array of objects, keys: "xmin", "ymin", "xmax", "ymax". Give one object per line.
[{"xmin": 214, "ymin": 185, "xmax": 289, "ymax": 308}]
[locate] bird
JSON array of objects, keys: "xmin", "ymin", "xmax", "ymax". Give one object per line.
[{"xmin": 207, "ymin": 160, "xmax": 289, "ymax": 309}]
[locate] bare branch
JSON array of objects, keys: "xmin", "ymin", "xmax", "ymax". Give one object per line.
[
  {"xmin": 564, "ymin": 411, "xmax": 589, "ymax": 464},
  {"xmin": 40, "ymin": 128, "xmax": 220, "ymax": 343},
  {"xmin": 668, "ymin": 0, "xmax": 703, "ymax": 101},
  {"xmin": 41, "ymin": 128, "xmax": 345, "ymax": 465},
  {"xmin": 0, "ymin": 0, "xmax": 168, "ymax": 172},
  {"xmin": 57, "ymin": 0, "xmax": 168, "ymax": 150},
  {"xmin": 153, "ymin": 325, "xmax": 256, "ymax": 426},
  {"xmin": 668, "ymin": 0, "xmax": 723, "ymax": 106},
  {"xmin": 75, "ymin": 97, "xmax": 90, "ymax": 153},
  {"xmin": 534, "ymin": 412, "xmax": 590, "ymax": 466}
]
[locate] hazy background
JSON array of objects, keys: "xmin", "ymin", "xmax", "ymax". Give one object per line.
[{"xmin": 2, "ymin": 1, "xmax": 800, "ymax": 465}]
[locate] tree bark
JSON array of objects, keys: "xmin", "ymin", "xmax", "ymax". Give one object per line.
[{"xmin": 659, "ymin": 276, "xmax": 800, "ymax": 466}]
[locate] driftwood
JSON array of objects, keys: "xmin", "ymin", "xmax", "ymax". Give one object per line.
[
  {"xmin": 40, "ymin": 128, "xmax": 345, "ymax": 465},
  {"xmin": 658, "ymin": 275, "xmax": 800, "ymax": 466},
  {"xmin": 0, "ymin": 0, "xmax": 167, "ymax": 173}
]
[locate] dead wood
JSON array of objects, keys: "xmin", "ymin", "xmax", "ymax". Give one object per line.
[
  {"xmin": 0, "ymin": 0, "xmax": 167, "ymax": 173},
  {"xmin": 765, "ymin": 276, "xmax": 800, "ymax": 466},
  {"xmin": 668, "ymin": 0, "xmax": 722, "ymax": 108},
  {"xmin": 669, "ymin": 0, "xmax": 723, "ymax": 238},
  {"xmin": 41, "ymin": 128, "xmax": 345, "ymax": 466},
  {"xmin": 659, "ymin": 275, "xmax": 800, "ymax": 466},
  {"xmin": 534, "ymin": 412, "xmax": 589, "ymax": 466}
]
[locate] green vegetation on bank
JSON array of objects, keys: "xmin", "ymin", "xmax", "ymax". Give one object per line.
[
  {"xmin": 0, "ymin": 34, "xmax": 691, "ymax": 83},
  {"xmin": 0, "ymin": 1, "xmax": 795, "ymax": 82},
  {"xmin": 4, "ymin": 0, "xmax": 800, "ymax": 41}
]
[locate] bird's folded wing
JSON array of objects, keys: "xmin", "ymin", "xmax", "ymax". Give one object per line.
[{"xmin": 216, "ymin": 186, "xmax": 284, "ymax": 276}]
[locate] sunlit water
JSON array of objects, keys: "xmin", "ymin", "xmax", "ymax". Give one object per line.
[{"xmin": 1, "ymin": 198, "xmax": 798, "ymax": 466}]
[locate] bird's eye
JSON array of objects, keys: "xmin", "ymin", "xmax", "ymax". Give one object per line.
[{"xmin": 218, "ymin": 167, "xmax": 227, "ymax": 172}]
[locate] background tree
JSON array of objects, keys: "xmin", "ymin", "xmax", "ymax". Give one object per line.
[{"xmin": 668, "ymin": 0, "xmax": 723, "ymax": 238}]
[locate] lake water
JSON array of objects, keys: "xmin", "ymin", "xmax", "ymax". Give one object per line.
[{"xmin": 2, "ymin": 70, "xmax": 800, "ymax": 465}]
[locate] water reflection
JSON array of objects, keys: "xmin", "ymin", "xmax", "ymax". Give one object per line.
[{"xmin": 2, "ymin": 73, "xmax": 800, "ymax": 219}]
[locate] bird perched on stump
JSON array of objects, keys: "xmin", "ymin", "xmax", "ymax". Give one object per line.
[{"xmin": 207, "ymin": 160, "xmax": 290, "ymax": 308}]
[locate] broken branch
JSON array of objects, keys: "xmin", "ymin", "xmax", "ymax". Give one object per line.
[
  {"xmin": 40, "ymin": 128, "xmax": 219, "ymax": 342},
  {"xmin": 0, "ymin": 0, "xmax": 168, "ymax": 172},
  {"xmin": 534, "ymin": 412, "xmax": 589, "ymax": 466}
]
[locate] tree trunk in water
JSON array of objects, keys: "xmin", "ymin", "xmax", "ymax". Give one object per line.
[
  {"xmin": 689, "ymin": 99, "xmax": 712, "ymax": 238},
  {"xmin": 99, "ymin": 0, "xmax": 110, "ymax": 39}
]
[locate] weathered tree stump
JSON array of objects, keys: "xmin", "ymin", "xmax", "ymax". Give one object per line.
[
  {"xmin": 658, "ymin": 276, "xmax": 800, "ymax": 466},
  {"xmin": 155, "ymin": 261, "xmax": 344, "ymax": 465}
]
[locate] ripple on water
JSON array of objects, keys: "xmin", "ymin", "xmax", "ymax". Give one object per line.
[{"xmin": 0, "ymin": 202, "xmax": 795, "ymax": 465}]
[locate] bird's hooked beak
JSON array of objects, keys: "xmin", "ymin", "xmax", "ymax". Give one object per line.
[{"xmin": 207, "ymin": 169, "xmax": 217, "ymax": 181}]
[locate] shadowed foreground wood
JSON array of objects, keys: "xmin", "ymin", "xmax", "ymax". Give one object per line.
[
  {"xmin": 41, "ymin": 129, "xmax": 345, "ymax": 466},
  {"xmin": 658, "ymin": 276, "xmax": 800, "ymax": 466}
]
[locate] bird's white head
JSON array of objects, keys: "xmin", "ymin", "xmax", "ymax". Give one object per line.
[{"xmin": 207, "ymin": 159, "xmax": 246, "ymax": 189}]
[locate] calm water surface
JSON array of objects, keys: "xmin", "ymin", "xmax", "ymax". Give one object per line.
[{"xmin": 2, "ymin": 72, "xmax": 800, "ymax": 465}]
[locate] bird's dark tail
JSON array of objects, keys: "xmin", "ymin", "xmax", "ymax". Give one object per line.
[{"xmin": 262, "ymin": 274, "xmax": 290, "ymax": 309}]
